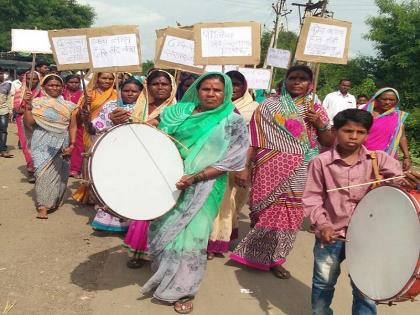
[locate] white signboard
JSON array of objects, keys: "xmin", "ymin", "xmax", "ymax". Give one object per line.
[
  {"xmin": 304, "ymin": 23, "xmax": 347, "ymax": 58},
  {"xmin": 160, "ymin": 35, "xmax": 202, "ymax": 69},
  {"xmin": 89, "ymin": 33, "xmax": 140, "ymax": 68},
  {"xmin": 11, "ymin": 29, "xmax": 52, "ymax": 53},
  {"xmin": 204, "ymin": 65, "xmax": 238, "ymax": 73},
  {"xmin": 266, "ymin": 48, "xmax": 291, "ymax": 69},
  {"xmin": 51, "ymin": 35, "xmax": 89, "ymax": 65},
  {"xmin": 238, "ymin": 68, "xmax": 271, "ymax": 90},
  {"xmin": 201, "ymin": 26, "xmax": 252, "ymax": 57}
]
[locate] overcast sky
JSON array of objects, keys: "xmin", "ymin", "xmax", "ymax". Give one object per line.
[{"xmin": 78, "ymin": 0, "xmax": 380, "ymax": 61}]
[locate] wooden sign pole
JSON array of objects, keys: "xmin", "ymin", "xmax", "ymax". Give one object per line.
[{"xmin": 28, "ymin": 53, "xmax": 37, "ymax": 91}]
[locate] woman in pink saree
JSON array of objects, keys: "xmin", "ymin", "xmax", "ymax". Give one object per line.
[
  {"xmin": 362, "ymin": 87, "xmax": 411, "ymax": 171},
  {"xmin": 13, "ymin": 71, "xmax": 43, "ymax": 182},
  {"xmin": 62, "ymin": 74, "xmax": 83, "ymax": 177}
]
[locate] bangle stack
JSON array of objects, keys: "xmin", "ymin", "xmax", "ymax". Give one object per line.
[
  {"xmin": 193, "ymin": 170, "xmax": 208, "ymax": 184},
  {"xmin": 316, "ymin": 123, "xmax": 330, "ymax": 132}
]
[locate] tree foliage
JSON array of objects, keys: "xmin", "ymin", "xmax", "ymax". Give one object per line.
[
  {"xmin": 365, "ymin": 0, "xmax": 420, "ymax": 110},
  {"xmin": 0, "ymin": 0, "xmax": 95, "ymax": 51},
  {"xmin": 317, "ymin": 57, "xmax": 378, "ymax": 100},
  {"xmin": 365, "ymin": 0, "xmax": 420, "ymax": 161},
  {"xmin": 260, "ymin": 29, "xmax": 298, "ymax": 87},
  {"xmin": 141, "ymin": 60, "xmax": 155, "ymax": 75}
]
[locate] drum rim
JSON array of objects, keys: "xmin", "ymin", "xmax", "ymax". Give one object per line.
[
  {"xmin": 87, "ymin": 122, "xmax": 184, "ymax": 220},
  {"xmin": 346, "ymin": 185, "xmax": 420, "ymax": 303}
]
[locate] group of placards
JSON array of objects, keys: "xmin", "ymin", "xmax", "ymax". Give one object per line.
[{"xmin": 11, "ymin": 17, "xmax": 352, "ymax": 90}]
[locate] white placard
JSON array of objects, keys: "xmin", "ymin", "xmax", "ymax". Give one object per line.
[
  {"xmin": 238, "ymin": 68, "xmax": 271, "ymax": 90},
  {"xmin": 11, "ymin": 29, "xmax": 52, "ymax": 53},
  {"xmin": 51, "ymin": 35, "xmax": 89, "ymax": 65},
  {"xmin": 89, "ymin": 33, "xmax": 140, "ymax": 68},
  {"xmin": 266, "ymin": 48, "xmax": 291, "ymax": 69},
  {"xmin": 204, "ymin": 65, "xmax": 222, "ymax": 72},
  {"xmin": 303, "ymin": 23, "xmax": 347, "ymax": 58},
  {"xmin": 201, "ymin": 27, "xmax": 252, "ymax": 57},
  {"xmin": 160, "ymin": 35, "xmax": 202, "ymax": 69},
  {"xmin": 204, "ymin": 65, "xmax": 238, "ymax": 73}
]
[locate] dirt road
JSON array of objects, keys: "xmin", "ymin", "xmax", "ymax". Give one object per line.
[{"xmin": 0, "ymin": 123, "xmax": 416, "ymax": 314}]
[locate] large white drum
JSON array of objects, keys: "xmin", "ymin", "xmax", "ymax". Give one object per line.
[
  {"xmin": 346, "ymin": 186, "xmax": 420, "ymax": 303},
  {"xmin": 88, "ymin": 123, "xmax": 184, "ymax": 220}
]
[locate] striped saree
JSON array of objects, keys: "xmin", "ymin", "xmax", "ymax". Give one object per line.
[{"xmin": 231, "ymin": 86, "xmax": 329, "ymax": 270}]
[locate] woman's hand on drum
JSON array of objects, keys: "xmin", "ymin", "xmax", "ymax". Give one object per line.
[
  {"xmin": 234, "ymin": 168, "xmax": 251, "ymax": 188},
  {"xmin": 146, "ymin": 118, "xmax": 160, "ymax": 127},
  {"xmin": 176, "ymin": 175, "xmax": 195, "ymax": 190},
  {"xmin": 306, "ymin": 110, "xmax": 324, "ymax": 129},
  {"xmin": 110, "ymin": 108, "xmax": 131, "ymax": 125},
  {"xmin": 320, "ymin": 227, "xmax": 337, "ymax": 244}
]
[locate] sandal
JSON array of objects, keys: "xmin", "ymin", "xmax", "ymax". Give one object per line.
[
  {"xmin": 69, "ymin": 172, "xmax": 81, "ymax": 179},
  {"xmin": 271, "ymin": 265, "xmax": 291, "ymax": 279},
  {"xmin": 174, "ymin": 297, "xmax": 194, "ymax": 314},
  {"xmin": 36, "ymin": 208, "xmax": 48, "ymax": 219},
  {"xmin": 126, "ymin": 258, "xmax": 144, "ymax": 269},
  {"xmin": 207, "ymin": 252, "xmax": 215, "ymax": 260},
  {"xmin": 0, "ymin": 152, "xmax": 13, "ymax": 158}
]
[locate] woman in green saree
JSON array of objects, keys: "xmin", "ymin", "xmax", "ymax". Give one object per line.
[{"xmin": 142, "ymin": 72, "xmax": 249, "ymax": 313}]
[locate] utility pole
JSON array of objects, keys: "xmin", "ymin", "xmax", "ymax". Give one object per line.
[
  {"xmin": 312, "ymin": 0, "xmax": 328, "ymax": 91},
  {"xmin": 292, "ymin": 0, "xmax": 332, "ymax": 26}
]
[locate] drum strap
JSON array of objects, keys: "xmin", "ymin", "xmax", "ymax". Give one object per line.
[{"xmin": 370, "ymin": 152, "xmax": 383, "ymax": 189}]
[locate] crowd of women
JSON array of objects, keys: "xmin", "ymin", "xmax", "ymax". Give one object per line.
[{"xmin": 7, "ymin": 63, "xmax": 414, "ymax": 313}]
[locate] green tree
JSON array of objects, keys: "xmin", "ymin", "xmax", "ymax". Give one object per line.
[
  {"xmin": 272, "ymin": 31, "xmax": 299, "ymax": 85},
  {"xmin": 365, "ymin": 0, "xmax": 420, "ymax": 160},
  {"xmin": 260, "ymin": 29, "xmax": 298, "ymax": 87},
  {"xmin": 317, "ymin": 58, "xmax": 377, "ymax": 100},
  {"xmin": 365, "ymin": 0, "xmax": 420, "ymax": 109},
  {"xmin": 259, "ymin": 30, "xmax": 272, "ymax": 66},
  {"xmin": 141, "ymin": 60, "xmax": 155, "ymax": 75},
  {"xmin": 0, "ymin": 0, "xmax": 95, "ymax": 51}
]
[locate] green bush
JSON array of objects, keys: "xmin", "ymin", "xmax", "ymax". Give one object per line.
[{"xmin": 404, "ymin": 106, "xmax": 420, "ymax": 164}]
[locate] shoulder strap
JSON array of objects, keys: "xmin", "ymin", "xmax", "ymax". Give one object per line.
[{"xmin": 370, "ymin": 151, "xmax": 383, "ymax": 189}]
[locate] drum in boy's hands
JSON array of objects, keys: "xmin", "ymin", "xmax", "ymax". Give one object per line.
[
  {"xmin": 88, "ymin": 123, "xmax": 184, "ymax": 220},
  {"xmin": 346, "ymin": 186, "xmax": 420, "ymax": 303}
]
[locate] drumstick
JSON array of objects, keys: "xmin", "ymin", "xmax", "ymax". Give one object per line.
[
  {"xmin": 335, "ymin": 237, "xmax": 349, "ymax": 243},
  {"xmin": 326, "ymin": 175, "xmax": 406, "ymax": 192}
]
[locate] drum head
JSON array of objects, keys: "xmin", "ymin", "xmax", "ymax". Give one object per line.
[
  {"xmin": 89, "ymin": 124, "xmax": 184, "ymax": 220},
  {"xmin": 346, "ymin": 186, "xmax": 420, "ymax": 301}
]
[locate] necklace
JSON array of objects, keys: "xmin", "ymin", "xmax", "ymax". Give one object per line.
[{"xmin": 196, "ymin": 106, "xmax": 205, "ymax": 113}]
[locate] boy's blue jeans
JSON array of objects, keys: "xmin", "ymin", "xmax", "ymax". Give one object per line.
[{"xmin": 312, "ymin": 238, "xmax": 377, "ymax": 315}]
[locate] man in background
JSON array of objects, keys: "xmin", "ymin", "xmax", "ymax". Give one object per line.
[
  {"xmin": 323, "ymin": 79, "xmax": 356, "ymax": 124},
  {"xmin": 0, "ymin": 68, "xmax": 13, "ymax": 158},
  {"xmin": 35, "ymin": 61, "xmax": 50, "ymax": 79}
]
